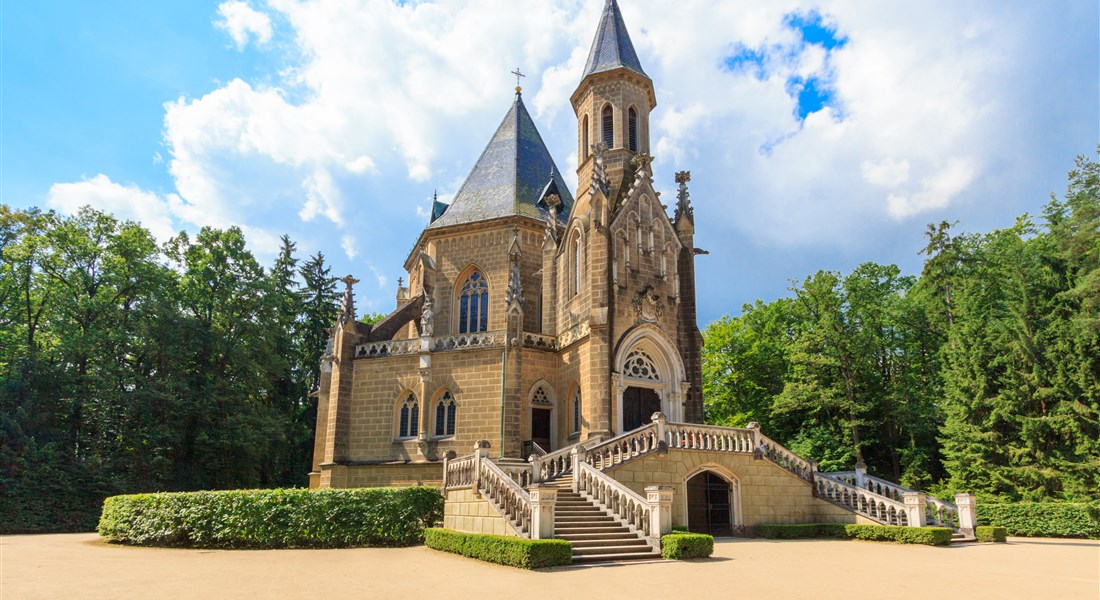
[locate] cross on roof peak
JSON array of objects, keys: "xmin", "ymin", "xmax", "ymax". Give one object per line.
[{"xmin": 511, "ymin": 67, "xmax": 526, "ymax": 94}]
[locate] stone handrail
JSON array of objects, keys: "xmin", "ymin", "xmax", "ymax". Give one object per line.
[
  {"xmin": 531, "ymin": 443, "xmax": 577, "ymax": 481},
  {"xmin": 442, "ymin": 454, "xmax": 476, "ymax": 491},
  {"xmin": 926, "ymin": 496, "xmax": 959, "ymax": 529},
  {"xmin": 477, "ymin": 458, "xmax": 533, "ymax": 535},
  {"xmin": 584, "ymin": 423, "xmax": 661, "ymax": 470},
  {"xmin": 496, "ymin": 461, "xmax": 535, "ymax": 488},
  {"xmin": 815, "ymin": 472, "xmax": 909, "ymax": 526},
  {"xmin": 758, "ymin": 433, "xmax": 816, "ymax": 483},
  {"xmin": 433, "ymin": 331, "xmax": 506, "ymax": 352},
  {"xmin": 575, "ymin": 461, "xmax": 653, "ymax": 541},
  {"xmin": 354, "ymin": 338, "xmax": 419, "ymax": 358},
  {"xmin": 666, "ymin": 422, "xmax": 755, "ymax": 453}
]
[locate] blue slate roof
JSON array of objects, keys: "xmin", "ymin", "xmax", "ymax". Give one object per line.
[
  {"xmin": 581, "ymin": 0, "xmax": 647, "ymax": 80},
  {"xmin": 428, "ymin": 93, "xmax": 574, "ymax": 230}
]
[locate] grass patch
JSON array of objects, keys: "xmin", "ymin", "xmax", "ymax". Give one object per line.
[
  {"xmin": 661, "ymin": 533, "xmax": 714, "ymax": 559},
  {"xmin": 424, "ymin": 528, "xmax": 571, "ymax": 569},
  {"xmin": 97, "ymin": 487, "xmax": 443, "ymax": 549}
]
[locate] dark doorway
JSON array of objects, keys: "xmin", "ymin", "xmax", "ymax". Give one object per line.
[
  {"xmin": 687, "ymin": 471, "xmax": 733, "ymax": 537},
  {"xmin": 622, "ymin": 387, "xmax": 661, "ymax": 431},
  {"xmin": 531, "ymin": 408, "xmax": 552, "ymax": 452}
]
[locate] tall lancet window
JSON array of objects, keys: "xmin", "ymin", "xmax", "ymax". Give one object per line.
[
  {"xmin": 458, "ymin": 270, "xmax": 489, "ymax": 333},
  {"xmin": 398, "ymin": 394, "xmax": 419, "ymax": 439},
  {"xmin": 572, "ymin": 387, "xmax": 582, "ymax": 434},
  {"xmin": 582, "ymin": 115, "xmax": 590, "ymax": 159},
  {"xmin": 628, "ymin": 107, "xmax": 638, "ymax": 152},
  {"xmin": 570, "ymin": 230, "xmax": 583, "ymax": 297},
  {"xmin": 602, "ymin": 105, "xmax": 614, "ymax": 147},
  {"xmin": 435, "ymin": 392, "xmax": 457, "ymax": 437}
]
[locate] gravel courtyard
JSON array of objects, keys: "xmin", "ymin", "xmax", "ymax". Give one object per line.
[{"xmin": 3, "ymin": 533, "xmax": 1097, "ymax": 599}]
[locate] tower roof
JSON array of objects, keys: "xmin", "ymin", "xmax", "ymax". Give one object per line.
[
  {"xmin": 581, "ymin": 0, "xmax": 647, "ymax": 80},
  {"xmin": 429, "ymin": 93, "xmax": 574, "ymax": 230}
]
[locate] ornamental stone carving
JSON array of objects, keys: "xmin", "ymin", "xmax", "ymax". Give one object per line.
[{"xmin": 632, "ymin": 286, "xmax": 664, "ymax": 323}]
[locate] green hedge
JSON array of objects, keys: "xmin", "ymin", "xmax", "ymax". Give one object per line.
[
  {"xmin": 755, "ymin": 523, "xmax": 952, "ymax": 546},
  {"xmin": 975, "ymin": 526, "xmax": 1007, "ymax": 543},
  {"xmin": 661, "ymin": 533, "xmax": 714, "ymax": 559},
  {"xmin": 98, "ymin": 487, "xmax": 443, "ymax": 549},
  {"xmin": 978, "ymin": 503, "xmax": 1100, "ymax": 539},
  {"xmin": 424, "ymin": 528, "xmax": 572, "ymax": 569}
]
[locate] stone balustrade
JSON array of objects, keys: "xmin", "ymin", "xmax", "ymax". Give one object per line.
[
  {"xmin": 354, "ymin": 338, "xmax": 419, "ymax": 358},
  {"xmin": 928, "ymin": 496, "xmax": 960, "ymax": 529},
  {"xmin": 433, "ymin": 331, "xmax": 506, "ymax": 352},
  {"xmin": 442, "ymin": 455, "xmax": 475, "ymax": 491},
  {"xmin": 814, "ymin": 472, "xmax": 909, "ymax": 526},
  {"xmin": 522, "ymin": 332, "xmax": 559, "ymax": 351},
  {"xmin": 477, "ymin": 456, "xmax": 534, "ymax": 536},
  {"xmin": 584, "ymin": 423, "xmax": 661, "ymax": 470},
  {"xmin": 666, "ymin": 422, "xmax": 755, "ymax": 453},
  {"xmin": 530, "ymin": 444, "xmax": 575, "ymax": 482},
  {"xmin": 496, "ymin": 461, "xmax": 535, "ymax": 488},
  {"xmin": 757, "ymin": 432, "xmax": 816, "ymax": 483},
  {"xmin": 835, "ymin": 466, "xmax": 962, "ymax": 530},
  {"xmin": 575, "ymin": 461, "xmax": 659, "ymax": 543}
]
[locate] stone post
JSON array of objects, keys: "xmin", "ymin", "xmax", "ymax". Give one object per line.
[
  {"xmin": 955, "ymin": 493, "xmax": 977, "ymax": 537},
  {"xmin": 528, "ymin": 485, "xmax": 557, "ymax": 540},
  {"xmin": 442, "ymin": 452, "xmax": 451, "ymax": 492},
  {"xmin": 570, "ymin": 446, "xmax": 587, "ymax": 494},
  {"xmin": 903, "ymin": 491, "xmax": 927, "ymax": 528},
  {"xmin": 471, "ymin": 440, "xmax": 491, "ymax": 497},
  {"xmin": 651, "ymin": 411, "xmax": 667, "ymax": 446},
  {"xmin": 528, "ymin": 455, "xmax": 543, "ymax": 484},
  {"xmin": 854, "ymin": 460, "xmax": 868, "ymax": 489},
  {"xmin": 645, "ymin": 485, "xmax": 674, "ymax": 541},
  {"xmin": 747, "ymin": 422, "xmax": 761, "ymax": 460}
]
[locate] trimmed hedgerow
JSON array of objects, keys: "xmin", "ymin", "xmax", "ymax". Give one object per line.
[
  {"xmin": 755, "ymin": 523, "xmax": 952, "ymax": 546},
  {"xmin": 670, "ymin": 525, "xmax": 689, "ymax": 532},
  {"xmin": 424, "ymin": 528, "xmax": 572, "ymax": 569},
  {"xmin": 661, "ymin": 533, "xmax": 714, "ymax": 559},
  {"xmin": 97, "ymin": 487, "xmax": 443, "ymax": 549},
  {"xmin": 978, "ymin": 503, "xmax": 1100, "ymax": 539},
  {"xmin": 975, "ymin": 526, "xmax": 1007, "ymax": 543}
]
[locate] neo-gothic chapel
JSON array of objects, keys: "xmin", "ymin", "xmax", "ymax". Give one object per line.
[{"xmin": 311, "ymin": 1, "xmax": 976, "ymax": 560}]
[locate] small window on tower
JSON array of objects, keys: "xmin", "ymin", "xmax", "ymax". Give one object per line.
[
  {"xmin": 602, "ymin": 105, "xmax": 614, "ymax": 147},
  {"xmin": 582, "ymin": 115, "xmax": 590, "ymax": 159},
  {"xmin": 628, "ymin": 107, "xmax": 638, "ymax": 152}
]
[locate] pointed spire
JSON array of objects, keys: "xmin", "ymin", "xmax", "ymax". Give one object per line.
[
  {"xmin": 429, "ymin": 94, "xmax": 574, "ymax": 230},
  {"xmin": 582, "ymin": 0, "xmax": 647, "ymax": 80},
  {"xmin": 674, "ymin": 171, "xmax": 694, "ymax": 223},
  {"xmin": 339, "ymin": 275, "xmax": 360, "ymax": 326}
]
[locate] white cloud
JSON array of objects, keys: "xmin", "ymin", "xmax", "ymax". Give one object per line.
[
  {"xmin": 862, "ymin": 158, "xmax": 910, "ymax": 186},
  {"xmin": 887, "ymin": 158, "xmax": 976, "ymax": 219},
  {"xmin": 215, "ymin": 1, "xmax": 273, "ymax": 50},
  {"xmin": 341, "ymin": 234, "xmax": 359, "ymax": 260},
  {"xmin": 46, "ymin": 174, "xmax": 179, "ymax": 242}
]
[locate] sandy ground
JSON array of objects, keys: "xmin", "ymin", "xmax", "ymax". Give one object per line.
[{"xmin": 2, "ymin": 534, "xmax": 1097, "ymax": 600}]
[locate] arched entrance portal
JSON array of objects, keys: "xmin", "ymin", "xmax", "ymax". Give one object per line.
[
  {"xmin": 622, "ymin": 387, "xmax": 661, "ymax": 431},
  {"xmin": 687, "ymin": 471, "xmax": 734, "ymax": 536}
]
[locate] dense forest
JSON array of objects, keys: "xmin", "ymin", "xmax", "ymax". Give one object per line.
[
  {"xmin": 1, "ymin": 152, "xmax": 1096, "ymax": 533},
  {"xmin": 704, "ymin": 152, "xmax": 1099, "ymax": 502}
]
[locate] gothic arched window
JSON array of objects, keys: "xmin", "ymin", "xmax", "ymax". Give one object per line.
[
  {"xmin": 398, "ymin": 394, "xmax": 419, "ymax": 439},
  {"xmin": 628, "ymin": 107, "xmax": 638, "ymax": 152},
  {"xmin": 570, "ymin": 230, "xmax": 582, "ymax": 297},
  {"xmin": 602, "ymin": 105, "xmax": 614, "ymax": 147},
  {"xmin": 582, "ymin": 115, "xmax": 590, "ymax": 159},
  {"xmin": 434, "ymin": 392, "xmax": 457, "ymax": 437},
  {"xmin": 624, "ymin": 349, "xmax": 660, "ymax": 381},
  {"xmin": 458, "ymin": 270, "xmax": 489, "ymax": 333},
  {"xmin": 572, "ymin": 387, "xmax": 582, "ymax": 434}
]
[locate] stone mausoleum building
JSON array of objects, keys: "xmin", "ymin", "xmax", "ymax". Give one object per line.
[{"xmin": 311, "ymin": 0, "xmax": 976, "ymax": 562}]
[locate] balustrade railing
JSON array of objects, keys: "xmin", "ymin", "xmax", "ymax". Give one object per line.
[
  {"xmin": 496, "ymin": 461, "xmax": 535, "ymax": 488},
  {"xmin": 522, "ymin": 333, "xmax": 559, "ymax": 351},
  {"xmin": 575, "ymin": 461, "xmax": 653, "ymax": 540},
  {"xmin": 442, "ymin": 455, "xmax": 476, "ymax": 490},
  {"xmin": 585, "ymin": 423, "xmax": 661, "ymax": 470},
  {"xmin": 666, "ymin": 423, "xmax": 755, "ymax": 453},
  {"xmin": 531, "ymin": 444, "xmax": 576, "ymax": 481},
  {"xmin": 433, "ymin": 331, "xmax": 506, "ymax": 352},
  {"xmin": 757, "ymin": 433, "xmax": 815, "ymax": 483},
  {"xmin": 814, "ymin": 472, "xmax": 909, "ymax": 526},
  {"xmin": 354, "ymin": 338, "xmax": 419, "ymax": 358},
  {"xmin": 477, "ymin": 459, "xmax": 533, "ymax": 535},
  {"xmin": 830, "ymin": 470, "xmax": 960, "ymax": 530},
  {"xmin": 926, "ymin": 496, "xmax": 959, "ymax": 529}
]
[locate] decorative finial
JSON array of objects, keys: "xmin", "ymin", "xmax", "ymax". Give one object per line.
[
  {"xmin": 511, "ymin": 67, "xmax": 526, "ymax": 94},
  {"xmin": 339, "ymin": 275, "xmax": 360, "ymax": 326},
  {"xmin": 675, "ymin": 171, "xmax": 694, "ymax": 222}
]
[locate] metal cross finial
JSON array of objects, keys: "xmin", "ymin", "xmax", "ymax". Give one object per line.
[{"xmin": 511, "ymin": 67, "xmax": 526, "ymax": 93}]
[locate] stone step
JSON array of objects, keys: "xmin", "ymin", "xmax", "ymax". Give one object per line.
[
  {"xmin": 555, "ymin": 514, "xmax": 616, "ymax": 522},
  {"xmin": 568, "ymin": 538, "xmax": 649, "ymax": 549},
  {"xmin": 556, "ymin": 532, "xmax": 643, "ymax": 541},
  {"xmin": 570, "ymin": 550, "xmax": 662, "ymax": 564},
  {"xmin": 556, "ymin": 526, "xmax": 632, "ymax": 534},
  {"xmin": 572, "ymin": 544, "xmax": 657, "ymax": 556},
  {"xmin": 555, "ymin": 510, "xmax": 606, "ymax": 516}
]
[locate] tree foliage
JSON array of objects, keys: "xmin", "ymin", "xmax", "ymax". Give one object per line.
[{"xmin": 704, "ymin": 150, "xmax": 1100, "ymax": 500}]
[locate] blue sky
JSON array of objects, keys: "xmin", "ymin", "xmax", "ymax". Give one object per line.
[{"xmin": 3, "ymin": 0, "xmax": 1098, "ymax": 325}]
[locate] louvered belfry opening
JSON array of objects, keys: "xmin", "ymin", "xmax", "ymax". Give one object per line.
[
  {"xmin": 628, "ymin": 107, "xmax": 638, "ymax": 152},
  {"xmin": 602, "ymin": 105, "xmax": 614, "ymax": 147}
]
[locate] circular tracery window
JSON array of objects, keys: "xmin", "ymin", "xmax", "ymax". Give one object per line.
[{"xmin": 624, "ymin": 349, "xmax": 660, "ymax": 381}]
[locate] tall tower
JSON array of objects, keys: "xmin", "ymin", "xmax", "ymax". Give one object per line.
[{"xmin": 572, "ymin": 0, "xmax": 656, "ymax": 206}]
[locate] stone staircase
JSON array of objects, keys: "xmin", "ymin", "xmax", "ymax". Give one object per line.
[{"xmin": 541, "ymin": 480, "xmax": 661, "ymax": 564}]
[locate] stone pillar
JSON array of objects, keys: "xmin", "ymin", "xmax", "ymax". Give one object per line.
[
  {"xmin": 528, "ymin": 485, "xmax": 558, "ymax": 540},
  {"xmin": 955, "ymin": 493, "xmax": 977, "ymax": 537},
  {"xmin": 646, "ymin": 485, "xmax": 674, "ymax": 540},
  {"xmin": 854, "ymin": 460, "xmax": 868, "ymax": 489},
  {"xmin": 903, "ymin": 491, "xmax": 927, "ymax": 527},
  {"xmin": 471, "ymin": 440, "xmax": 491, "ymax": 497},
  {"xmin": 570, "ymin": 446, "xmax": 586, "ymax": 493},
  {"xmin": 528, "ymin": 455, "xmax": 543, "ymax": 484},
  {"xmin": 651, "ymin": 411, "xmax": 667, "ymax": 450},
  {"xmin": 747, "ymin": 422, "xmax": 762, "ymax": 460}
]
